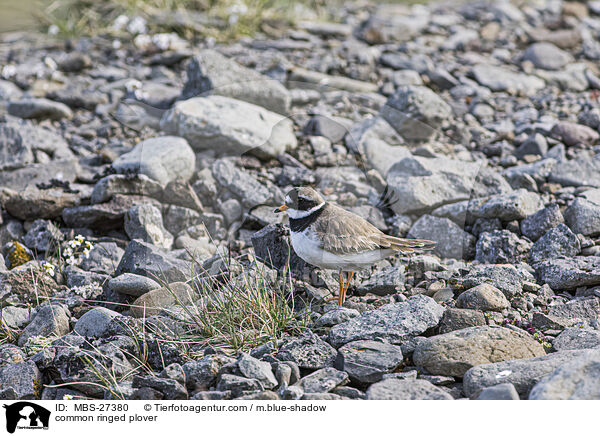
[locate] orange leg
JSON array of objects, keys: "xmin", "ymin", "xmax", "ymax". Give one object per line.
[
  {"xmin": 340, "ymin": 271, "xmax": 354, "ymax": 305},
  {"xmin": 337, "ymin": 270, "xmax": 346, "ymax": 306}
]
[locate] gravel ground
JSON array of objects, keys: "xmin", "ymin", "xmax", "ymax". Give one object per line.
[{"xmin": 1, "ymin": 0, "xmax": 600, "ymax": 400}]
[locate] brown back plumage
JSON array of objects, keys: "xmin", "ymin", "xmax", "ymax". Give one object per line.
[{"xmin": 312, "ymin": 203, "xmax": 435, "ymax": 255}]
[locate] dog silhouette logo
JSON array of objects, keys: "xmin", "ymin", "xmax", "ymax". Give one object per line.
[{"xmin": 3, "ymin": 402, "xmax": 51, "ymax": 433}]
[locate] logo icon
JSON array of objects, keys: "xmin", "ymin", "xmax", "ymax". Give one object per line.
[{"xmin": 3, "ymin": 402, "xmax": 51, "ymax": 433}]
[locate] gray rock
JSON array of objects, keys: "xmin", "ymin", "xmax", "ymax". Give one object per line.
[
  {"xmin": 453, "ymin": 263, "xmax": 529, "ymax": 299},
  {"xmin": 463, "ymin": 349, "xmax": 593, "ymax": 397},
  {"xmin": 133, "ymin": 82, "xmax": 180, "ymax": 109},
  {"xmin": 386, "ymin": 156, "xmax": 511, "ymax": 214},
  {"xmin": 212, "ymin": 159, "xmax": 280, "ymax": 208},
  {"xmin": 161, "ymin": 96, "xmax": 297, "ymax": 159},
  {"xmin": 514, "ymin": 133, "xmax": 548, "ymax": 159},
  {"xmin": 548, "ymin": 154, "xmax": 600, "ymax": 188},
  {"xmin": 130, "ymin": 281, "xmax": 197, "ymax": 318},
  {"xmin": 475, "ymin": 189, "xmax": 544, "ymax": 221},
  {"xmin": 366, "ymin": 378, "xmax": 453, "ymax": 400},
  {"xmin": 408, "ymin": 215, "xmax": 475, "ymax": 259},
  {"xmin": 251, "ymin": 224, "xmax": 309, "ymax": 278},
  {"xmin": 237, "ymin": 353, "xmax": 277, "ymax": 389},
  {"xmin": 523, "ymin": 42, "xmax": 573, "ymax": 70},
  {"xmin": 79, "ymin": 242, "xmax": 124, "ymax": 275},
  {"xmin": 548, "ymin": 297, "xmax": 600, "ymax": 324},
  {"xmin": 0, "ymin": 306, "xmax": 32, "ymax": 329},
  {"xmin": 159, "ymin": 362, "xmax": 186, "ymax": 385},
  {"xmin": 115, "ymin": 239, "xmax": 193, "ymax": 283},
  {"xmin": 288, "ymin": 67, "xmax": 378, "ymax": 93},
  {"xmin": 276, "ymin": 330, "xmax": 337, "ymax": 370},
  {"xmin": 23, "ymin": 219, "xmax": 63, "ymax": 252},
  {"xmin": 476, "ymin": 383, "xmax": 520, "ymax": 400},
  {"xmin": 57, "ymin": 52, "xmax": 91, "ymax": 72},
  {"xmin": 0, "ymin": 79, "xmax": 22, "ymax": 101},
  {"xmin": 62, "ymin": 196, "xmax": 146, "ymax": 231},
  {"xmin": 182, "ymin": 354, "xmax": 236, "ymax": 391},
  {"xmin": 413, "ymin": 326, "xmax": 545, "ymax": 377},
  {"xmin": 181, "ymin": 49, "xmax": 290, "ymax": 114},
  {"xmin": 528, "ymin": 349, "xmax": 600, "ymax": 399},
  {"xmin": 314, "ymin": 307, "xmax": 360, "ymax": 328},
  {"xmin": 336, "ymin": 340, "xmax": 403, "ymax": 383},
  {"xmin": 18, "ymin": 304, "xmax": 70, "ymax": 346},
  {"xmin": 553, "ymin": 327, "xmax": 600, "ymax": 351},
  {"xmin": 132, "ymin": 374, "xmax": 187, "ymax": 400},
  {"xmin": 439, "ymin": 308, "xmax": 486, "ymax": 334},
  {"xmin": 112, "ymin": 136, "xmax": 195, "ymax": 186},
  {"xmin": 475, "ymin": 230, "xmax": 532, "ymax": 264},
  {"xmin": 502, "ymin": 157, "xmax": 556, "ymax": 182},
  {"xmin": 391, "ymin": 69, "xmax": 423, "ymax": 86},
  {"xmin": 535, "ymin": 257, "xmax": 600, "ymax": 290},
  {"xmin": 73, "ymin": 307, "xmax": 120, "ymax": 338},
  {"xmin": 564, "ymin": 190, "xmax": 600, "ymax": 236},
  {"xmin": 125, "ymin": 203, "xmax": 173, "ymax": 249},
  {"xmin": 380, "ymin": 85, "xmax": 452, "ymax": 142},
  {"xmin": 471, "ymin": 64, "xmax": 545, "ymax": 95},
  {"xmin": 3, "ymin": 186, "xmax": 79, "ymax": 221},
  {"xmin": 457, "ymin": 283, "xmax": 509, "ymax": 311},
  {"xmin": 8, "ymin": 98, "xmax": 73, "ymax": 120},
  {"xmin": 530, "ymin": 224, "xmax": 580, "ymax": 263},
  {"xmin": 297, "ymin": 367, "xmax": 348, "ymax": 393},
  {"xmin": 355, "ymin": 265, "xmax": 406, "ymax": 296},
  {"xmin": 217, "ymin": 374, "xmax": 263, "ymax": 397},
  {"xmin": 91, "ymin": 174, "xmax": 164, "ymax": 205},
  {"xmin": 357, "ymin": 5, "xmax": 429, "ymax": 44},
  {"xmin": 520, "ymin": 204, "xmax": 564, "ymax": 241},
  {"xmin": 0, "ymin": 361, "xmax": 42, "ymax": 399},
  {"xmin": 551, "ymin": 121, "xmax": 599, "ymax": 147},
  {"xmin": 328, "ymin": 295, "xmax": 445, "ymax": 348},
  {"xmin": 542, "ymin": 63, "xmax": 588, "ymax": 91},
  {"xmin": 107, "ymin": 273, "xmax": 162, "ymax": 297},
  {"xmin": 303, "ymin": 115, "xmax": 352, "ymax": 144}
]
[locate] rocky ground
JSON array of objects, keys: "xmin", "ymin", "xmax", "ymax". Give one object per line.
[{"xmin": 1, "ymin": 0, "xmax": 600, "ymax": 401}]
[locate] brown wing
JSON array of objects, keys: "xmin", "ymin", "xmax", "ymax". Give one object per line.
[{"xmin": 312, "ymin": 204, "xmax": 436, "ymax": 255}]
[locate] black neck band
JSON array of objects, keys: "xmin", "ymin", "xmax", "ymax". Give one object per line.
[{"xmin": 289, "ymin": 205, "xmax": 325, "ymax": 232}]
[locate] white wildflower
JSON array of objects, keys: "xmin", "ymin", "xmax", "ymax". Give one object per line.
[
  {"xmin": 48, "ymin": 24, "xmax": 59, "ymax": 36},
  {"xmin": 1, "ymin": 65, "xmax": 16, "ymax": 79},
  {"xmin": 112, "ymin": 15, "xmax": 129, "ymax": 32},
  {"xmin": 127, "ymin": 16, "xmax": 147, "ymax": 34},
  {"xmin": 133, "ymin": 34, "xmax": 152, "ymax": 50},
  {"xmin": 124, "ymin": 79, "xmax": 142, "ymax": 93}
]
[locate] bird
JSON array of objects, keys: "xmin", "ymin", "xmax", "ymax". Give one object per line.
[{"xmin": 274, "ymin": 186, "xmax": 436, "ymax": 306}]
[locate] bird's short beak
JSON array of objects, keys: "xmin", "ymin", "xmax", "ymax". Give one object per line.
[{"xmin": 274, "ymin": 204, "xmax": 289, "ymax": 213}]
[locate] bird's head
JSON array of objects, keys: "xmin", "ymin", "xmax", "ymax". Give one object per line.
[{"xmin": 274, "ymin": 187, "xmax": 325, "ymax": 219}]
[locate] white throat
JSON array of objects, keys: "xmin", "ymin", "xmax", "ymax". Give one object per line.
[{"xmin": 287, "ymin": 202, "xmax": 325, "ymax": 220}]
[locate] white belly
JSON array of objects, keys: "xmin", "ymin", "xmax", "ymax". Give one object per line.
[{"xmin": 290, "ymin": 230, "xmax": 394, "ymax": 271}]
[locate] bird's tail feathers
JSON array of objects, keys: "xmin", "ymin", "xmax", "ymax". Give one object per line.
[{"xmin": 382, "ymin": 235, "xmax": 436, "ymax": 253}]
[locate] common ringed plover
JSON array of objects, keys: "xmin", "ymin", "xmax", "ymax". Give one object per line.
[{"xmin": 274, "ymin": 186, "xmax": 435, "ymax": 305}]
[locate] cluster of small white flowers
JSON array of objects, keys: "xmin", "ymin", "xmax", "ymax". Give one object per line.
[
  {"xmin": 1, "ymin": 65, "xmax": 16, "ymax": 79},
  {"xmin": 112, "ymin": 14, "xmax": 129, "ymax": 31},
  {"xmin": 42, "ymin": 261, "xmax": 56, "ymax": 277},
  {"xmin": 127, "ymin": 16, "xmax": 147, "ymax": 34},
  {"xmin": 228, "ymin": 0, "xmax": 249, "ymax": 25},
  {"xmin": 62, "ymin": 235, "xmax": 95, "ymax": 267}
]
